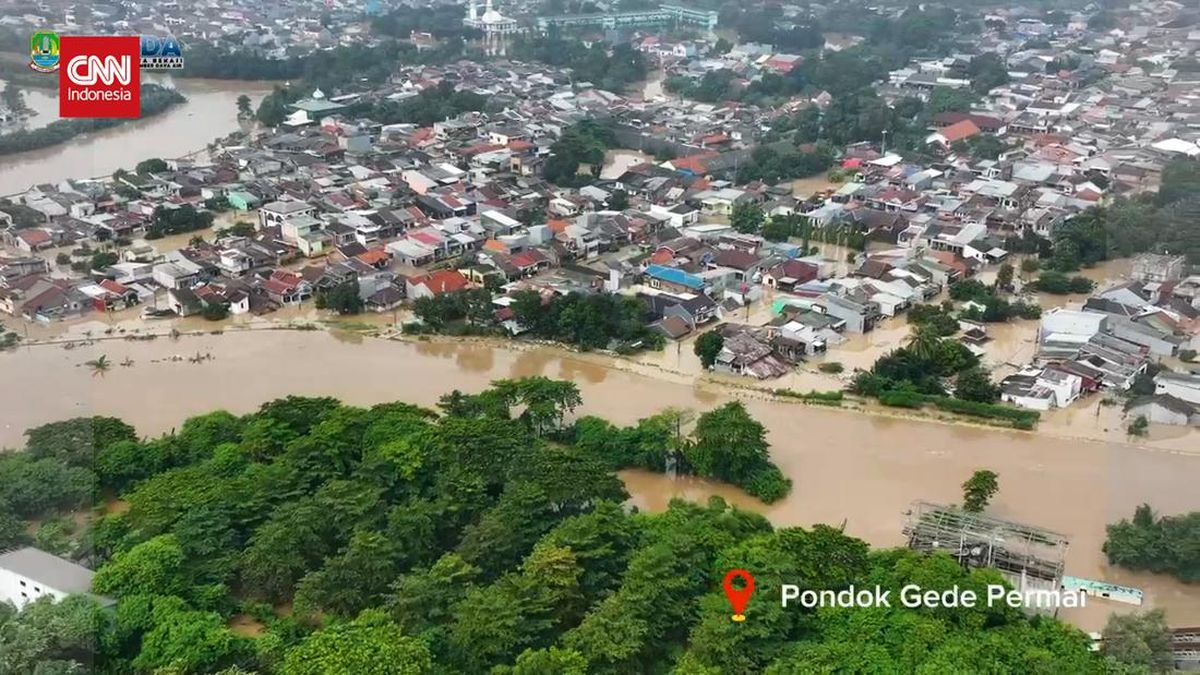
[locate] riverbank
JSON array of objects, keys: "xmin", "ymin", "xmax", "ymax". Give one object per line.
[
  {"xmin": 1, "ymin": 325, "xmax": 1198, "ymax": 631},
  {"xmin": 6, "ymin": 306, "xmax": 1197, "ymax": 455},
  {"xmin": 0, "ymin": 76, "xmax": 275, "ymax": 195},
  {"xmin": 0, "ymin": 85, "xmax": 186, "ymax": 158},
  {"xmin": 0, "ymin": 54, "xmax": 56, "ymax": 90}
]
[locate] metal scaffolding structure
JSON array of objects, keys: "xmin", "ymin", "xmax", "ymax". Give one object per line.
[
  {"xmin": 1172, "ymin": 627, "xmax": 1200, "ymax": 669},
  {"xmin": 902, "ymin": 501, "xmax": 1070, "ymax": 583}
]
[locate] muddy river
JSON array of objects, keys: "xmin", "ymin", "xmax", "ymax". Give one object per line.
[
  {"xmin": 0, "ymin": 328, "xmax": 1197, "ymax": 631},
  {"xmin": 0, "ymin": 75, "xmax": 275, "ymax": 195}
]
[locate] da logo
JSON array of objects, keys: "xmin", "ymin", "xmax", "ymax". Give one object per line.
[
  {"xmin": 59, "ymin": 36, "xmax": 141, "ymax": 119},
  {"xmin": 29, "ymin": 31, "xmax": 60, "ymax": 73}
]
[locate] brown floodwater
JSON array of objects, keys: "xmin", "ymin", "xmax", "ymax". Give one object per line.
[
  {"xmin": 0, "ymin": 329, "xmax": 1197, "ymax": 631},
  {"xmin": 0, "ymin": 76, "xmax": 275, "ymax": 195}
]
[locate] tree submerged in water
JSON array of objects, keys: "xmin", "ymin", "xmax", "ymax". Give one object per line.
[
  {"xmin": 961, "ymin": 469, "xmax": 999, "ymax": 512},
  {"xmin": 84, "ymin": 355, "xmax": 111, "ymax": 376}
]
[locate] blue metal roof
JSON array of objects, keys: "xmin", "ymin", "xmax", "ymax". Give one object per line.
[{"xmin": 645, "ymin": 264, "xmax": 704, "ymax": 290}]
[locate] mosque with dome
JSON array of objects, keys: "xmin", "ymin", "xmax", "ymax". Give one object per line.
[{"xmin": 463, "ymin": 0, "xmax": 520, "ymax": 38}]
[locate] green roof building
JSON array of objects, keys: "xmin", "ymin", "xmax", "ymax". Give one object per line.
[{"xmin": 227, "ymin": 191, "xmax": 261, "ymax": 211}]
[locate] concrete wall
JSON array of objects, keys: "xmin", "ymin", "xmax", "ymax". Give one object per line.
[
  {"xmin": 0, "ymin": 569, "xmax": 68, "ymax": 608},
  {"xmin": 1129, "ymin": 402, "xmax": 1190, "ymax": 426}
]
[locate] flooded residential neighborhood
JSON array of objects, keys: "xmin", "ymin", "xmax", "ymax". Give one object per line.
[{"xmin": 2, "ymin": 0, "xmax": 1200, "ymax": 670}]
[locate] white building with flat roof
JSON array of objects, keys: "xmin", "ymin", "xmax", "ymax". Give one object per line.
[
  {"xmin": 1039, "ymin": 307, "xmax": 1107, "ymax": 343},
  {"xmin": 0, "ymin": 547, "xmax": 96, "ymax": 607}
]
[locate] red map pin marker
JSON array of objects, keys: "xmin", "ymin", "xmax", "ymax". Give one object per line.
[{"xmin": 722, "ymin": 569, "xmax": 755, "ymax": 622}]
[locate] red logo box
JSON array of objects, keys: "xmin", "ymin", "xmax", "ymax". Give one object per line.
[{"xmin": 59, "ymin": 36, "xmax": 140, "ymax": 119}]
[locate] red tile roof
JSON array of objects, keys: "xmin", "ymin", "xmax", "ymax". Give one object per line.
[
  {"xmin": 511, "ymin": 250, "xmax": 547, "ymax": 268},
  {"xmin": 99, "ymin": 279, "xmax": 130, "ymax": 294},
  {"xmin": 671, "ymin": 152, "xmax": 717, "ymax": 174},
  {"xmin": 17, "ymin": 230, "xmax": 51, "ymax": 245},
  {"xmin": 413, "ymin": 270, "xmax": 470, "ymax": 294},
  {"xmin": 462, "ymin": 143, "xmax": 505, "ymax": 156},
  {"xmin": 713, "ymin": 249, "xmax": 760, "ymax": 270},
  {"xmin": 357, "ymin": 249, "xmax": 390, "ymax": 266},
  {"xmin": 270, "ymin": 270, "xmax": 302, "ymax": 287},
  {"xmin": 409, "ymin": 231, "xmax": 444, "ymax": 246},
  {"xmin": 650, "ymin": 249, "xmax": 675, "ymax": 265},
  {"xmin": 938, "ymin": 119, "xmax": 982, "ymax": 143},
  {"xmin": 263, "ymin": 279, "xmax": 292, "ymax": 295}
]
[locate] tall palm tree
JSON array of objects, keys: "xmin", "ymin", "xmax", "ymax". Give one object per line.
[{"xmin": 907, "ymin": 325, "xmax": 942, "ymax": 364}]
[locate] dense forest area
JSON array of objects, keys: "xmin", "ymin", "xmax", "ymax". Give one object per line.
[
  {"xmin": 0, "ymin": 85, "xmax": 186, "ymax": 157},
  {"xmin": 0, "ymin": 379, "xmax": 1113, "ymax": 673},
  {"xmin": 509, "ymin": 37, "xmax": 648, "ymax": 93}
]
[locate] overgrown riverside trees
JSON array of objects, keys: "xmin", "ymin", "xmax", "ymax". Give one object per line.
[
  {"xmin": 1104, "ymin": 504, "xmax": 1200, "ymax": 583},
  {"xmin": 850, "ymin": 329, "xmax": 1039, "ymax": 428},
  {"xmin": 1101, "ymin": 610, "xmax": 1176, "ymax": 674},
  {"xmin": 370, "ymin": 80, "xmax": 489, "ymax": 127},
  {"xmin": 510, "ymin": 37, "xmax": 647, "ymax": 94},
  {"xmin": 961, "ymin": 470, "xmax": 999, "ymax": 512},
  {"xmin": 852, "ymin": 326, "xmax": 983, "ymax": 398},
  {"xmin": 0, "ymin": 381, "xmax": 1108, "ymax": 672},
  {"xmin": 0, "ymin": 85, "xmax": 186, "ymax": 157},
  {"xmin": 505, "ymin": 288, "xmax": 665, "ymax": 352}
]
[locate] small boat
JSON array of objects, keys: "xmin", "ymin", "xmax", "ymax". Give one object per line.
[{"xmin": 140, "ymin": 307, "xmax": 176, "ymax": 320}]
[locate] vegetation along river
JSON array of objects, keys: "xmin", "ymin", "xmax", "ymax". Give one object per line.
[{"xmin": 1, "ymin": 328, "xmax": 1198, "ymax": 632}]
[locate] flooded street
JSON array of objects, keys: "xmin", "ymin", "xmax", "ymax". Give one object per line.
[
  {"xmin": 639, "ymin": 69, "xmax": 665, "ymax": 101},
  {"xmin": 0, "ymin": 76, "xmax": 275, "ymax": 195},
  {"xmin": 0, "ymin": 81, "xmax": 59, "ymax": 131},
  {"xmin": 0, "ymin": 329, "xmax": 1197, "ymax": 631},
  {"xmin": 601, "ymin": 149, "xmax": 654, "ymax": 180}
]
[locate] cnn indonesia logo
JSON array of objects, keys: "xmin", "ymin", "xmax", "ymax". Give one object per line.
[
  {"xmin": 67, "ymin": 55, "xmax": 131, "ymax": 87},
  {"xmin": 59, "ymin": 36, "xmax": 140, "ymax": 119}
]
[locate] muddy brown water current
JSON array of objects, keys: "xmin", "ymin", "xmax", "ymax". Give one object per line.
[
  {"xmin": 1, "ymin": 328, "xmax": 1197, "ymax": 630},
  {"xmin": 0, "ymin": 76, "xmax": 274, "ymax": 196}
]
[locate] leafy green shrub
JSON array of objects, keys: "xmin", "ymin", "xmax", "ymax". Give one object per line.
[
  {"xmin": 932, "ymin": 397, "xmax": 1040, "ymax": 426},
  {"xmin": 879, "ymin": 390, "xmax": 927, "ymax": 408},
  {"xmin": 774, "ymin": 389, "xmax": 844, "ymax": 404},
  {"xmin": 740, "ymin": 464, "xmax": 792, "ymax": 503},
  {"xmin": 1014, "ymin": 302, "xmax": 1042, "ymax": 319},
  {"xmin": 1068, "ymin": 276, "xmax": 1095, "ymax": 293},
  {"xmin": 1030, "ymin": 271, "xmax": 1095, "ymax": 294},
  {"xmin": 817, "ymin": 362, "xmax": 844, "ymax": 374}
]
